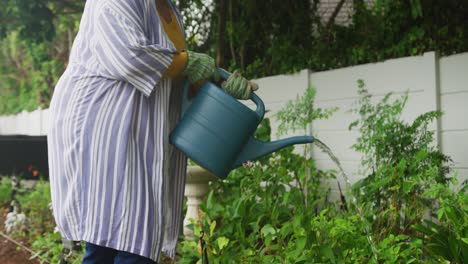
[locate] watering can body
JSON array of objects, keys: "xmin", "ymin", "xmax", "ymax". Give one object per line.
[{"xmin": 169, "ymin": 69, "xmax": 314, "ymax": 178}]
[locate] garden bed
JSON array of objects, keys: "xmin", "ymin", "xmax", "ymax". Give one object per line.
[
  {"xmin": 0, "ymin": 208, "xmax": 39, "ymax": 264},
  {"xmin": 0, "ymin": 86, "xmax": 466, "ymax": 263}
]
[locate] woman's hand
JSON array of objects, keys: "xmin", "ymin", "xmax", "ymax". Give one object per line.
[
  {"xmin": 221, "ymin": 70, "xmax": 259, "ymax": 100},
  {"xmin": 182, "ymin": 51, "xmax": 220, "ymax": 85}
]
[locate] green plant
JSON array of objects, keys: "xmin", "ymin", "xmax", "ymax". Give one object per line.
[
  {"xmin": 16, "ymin": 180, "xmax": 55, "ymax": 238},
  {"xmin": 276, "ymin": 85, "xmax": 337, "ymax": 209},
  {"xmin": 0, "ymin": 3, "xmax": 80, "ymax": 115},
  {"xmin": 2, "ymin": 180, "xmax": 85, "ymax": 263},
  {"xmin": 178, "ymin": 147, "xmax": 337, "ymax": 263},
  {"xmin": 413, "ymin": 176, "xmax": 468, "ymax": 263},
  {"xmin": 31, "ymin": 231, "xmax": 84, "ymax": 264},
  {"xmin": 349, "ymin": 80, "xmax": 452, "ymax": 241},
  {"xmin": 30, "ymin": 231, "xmax": 64, "ymax": 263},
  {"xmin": 0, "ymin": 176, "xmax": 13, "ymax": 207},
  {"xmin": 276, "ymin": 86, "xmax": 337, "ymax": 136},
  {"xmin": 375, "ymin": 234, "xmax": 423, "ymax": 264},
  {"xmin": 307, "ymin": 208, "xmax": 372, "ymax": 263},
  {"xmin": 177, "ymin": 86, "xmax": 339, "ymax": 263}
]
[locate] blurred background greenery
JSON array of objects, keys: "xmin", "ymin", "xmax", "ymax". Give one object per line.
[{"xmin": 0, "ymin": 0, "xmax": 467, "ymax": 115}]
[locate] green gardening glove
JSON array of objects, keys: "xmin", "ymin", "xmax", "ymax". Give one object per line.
[
  {"xmin": 221, "ymin": 70, "xmax": 258, "ymax": 100},
  {"xmin": 182, "ymin": 51, "xmax": 220, "ymax": 84}
]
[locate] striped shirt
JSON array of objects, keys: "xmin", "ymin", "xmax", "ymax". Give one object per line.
[{"xmin": 47, "ymin": 0, "xmax": 187, "ymax": 261}]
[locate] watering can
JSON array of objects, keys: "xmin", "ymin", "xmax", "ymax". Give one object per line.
[{"xmin": 169, "ymin": 68, "xmax": 314, "ymax": 179}]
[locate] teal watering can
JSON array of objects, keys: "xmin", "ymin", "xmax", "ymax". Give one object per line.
[{"xmin": 169, "ymin": 69, "xmax": 314, "ymax": 179}]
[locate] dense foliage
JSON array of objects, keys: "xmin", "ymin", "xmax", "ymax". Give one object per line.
[
  {"xmin": 0, "ymin": 84, "xmax": 467, "ymax": 262},
  {"xmin": 176, "ymin": 85, "xmax": 467, "ymax": 263},
  {"xmin": 177, "ymin": 86, "xmax": 341, "ymax": 263},
  {"xmin": 1, "ymin": 0, "xmax": 468, "ymax": 114},
  {"xmin": 413, "ymin": 179, "xmax": 468, "ymax": 262},
  {"xmin": 0, "ymin": 0, "xmax": 81, "ymax": 114},
  {"xmin": 350, "ymin": 80, "xmax": 452, "ymax": 241},
  {"xmin": 348, "ymin": 81, "xmax": 467, "ymax": 263},
  {"xmin": 182, "ymin": 0, "xmax": 468, "ymax": 78}
]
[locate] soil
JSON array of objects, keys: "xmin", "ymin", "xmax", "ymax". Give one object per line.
[{"xmin": 0, "ymin": 208, "xmax": 40, "ymax": 264}]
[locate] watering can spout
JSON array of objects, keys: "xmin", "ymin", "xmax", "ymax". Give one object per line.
[{"xmin": 233, "ymin": 136, "xmax": 315, "ymax": 168}]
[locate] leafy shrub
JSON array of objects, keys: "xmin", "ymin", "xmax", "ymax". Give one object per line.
[
  {"xmin": 349, "ymin": 80, "xmax": 452, "ymax": 241},
  {"xmin": 307, "ymin": 208, "xmax": 372, "ymax": 263},
  {"xmin": 16, "ymin": 180, "xmax": 55, "ymax": 238},
  {"xmin": 176, "ymin": 83, "xmax": 466, "ymax": 263},
  {"xmin": 178, "ymin": 145, "xmax": 337, "ymax": 263},
  {"xmin": 307, "ymin": 209, "xmax": 425, "ymax": 263},
  {"xmin": 177, "ymin": 86, "xmax": 339, "ymax": 263},
  {"xmin": 31, "ymin": 231, "xmax": 84, "ymax": 264},
  {"xmin": 30, "ymin": 231, "xmax": 63, "ymax": 264},
  {"xmin": 413, "ymin": 177, "xmax": 468, "ymax": 263}
]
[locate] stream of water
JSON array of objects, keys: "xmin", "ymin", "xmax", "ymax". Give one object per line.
[{"xmin": 313, "ymin": 138, "xmax": 379, "ymax": 261}]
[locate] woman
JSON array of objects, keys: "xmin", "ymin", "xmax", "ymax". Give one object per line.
[{"xmin": 47, "ymin": 0, "xmax": 256, "ymax": 263}]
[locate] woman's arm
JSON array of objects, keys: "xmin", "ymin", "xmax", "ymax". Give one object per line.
[{"xmin": 95, "ymin": 1, "xmax": 177, "ymax": 97}]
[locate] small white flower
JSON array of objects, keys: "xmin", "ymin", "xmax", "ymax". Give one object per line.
[
  {"xmin": 242, "ymin": 160, "xmax": 255, "ymax": 169},
  {"xmin": 4, "ymin": 211, "xmax": 26, "ymax": 234}
]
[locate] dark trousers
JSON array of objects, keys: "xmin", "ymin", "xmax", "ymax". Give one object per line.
[{"xmin": 82, "ymin": 243, "xmax": 157, "ymax": 264}]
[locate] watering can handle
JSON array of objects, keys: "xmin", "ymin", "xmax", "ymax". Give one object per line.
[
  {"xmin": 216, "ymin": 68, "xmax": 265, "ymax": 120},
  {"xmin": 216, "ymin": 68, "xmax": 231, "ymax": 80},
  {"xmin": 250, "ymin": 93, "xmax": 265, "ymax": 120}
]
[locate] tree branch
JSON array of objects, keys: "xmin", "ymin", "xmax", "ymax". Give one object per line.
[
  {"xmin": 325, "ymin": 0, "xmax": 347, "ymax": 30},
  {"xmin": 216, "ymin": 0, "xmax": 227, "ymax": 67}
]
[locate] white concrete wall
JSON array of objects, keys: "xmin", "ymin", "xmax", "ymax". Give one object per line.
[
  {"xmin": 0, "ymin": 108, "xmax": 49, "ymax": 136},
  {"xmin": 439, "ymin": 52, "xmax": 468, "ymax": 186},
  {"xmin": 310, "ymin": 52, "xmax": 442, "ymax": 196},
  {"xmin": 252, "ymin": 51, "xmax": 467, "ymax": 197},
  {"xmin": 1, "ymin": 51, "xmax": 467, "ymax": 194}
]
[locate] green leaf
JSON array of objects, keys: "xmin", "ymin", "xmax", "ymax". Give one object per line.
[
  {"xmin": 437, "ymin": 208, "xmax": 445, "ymax": 220},
  {"xmin": 280, "ymin": 222, "xmax": 292, "ymax": 237},
  {"xmin": 348, "ymin": 120, "xmax": 359, "ymax": 130},
  {"xmin": 402, "ymin": 180, "xmax": 414, "ymax": 193},
  {"xmin": 296, "ymin": 236, "xmax": 307, "ymax": 251},
  {"xmin": 206, "ymin": 190, "xmax": 214, "ymax": 210},
  {"xmin": 462, "ymin": 238, "xmax": 468, "ymax": 245},
  {"xmin": 261, "ymin": 224, "xmax": 276, "ymax": 238},
  {"xmin": 216, "ymin": 236, "xmax": 230, "ymax": 251},
  {"xmin": 210, "ymin": 220, "xmax": 217, "ymax": 236},
  {"xmin": 320, "ymin": 245, "xmax": 335, "ymax": 262},
  {"xmin": 413, "ymin": 224, "xmax": 434, "ymax": 235}
]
